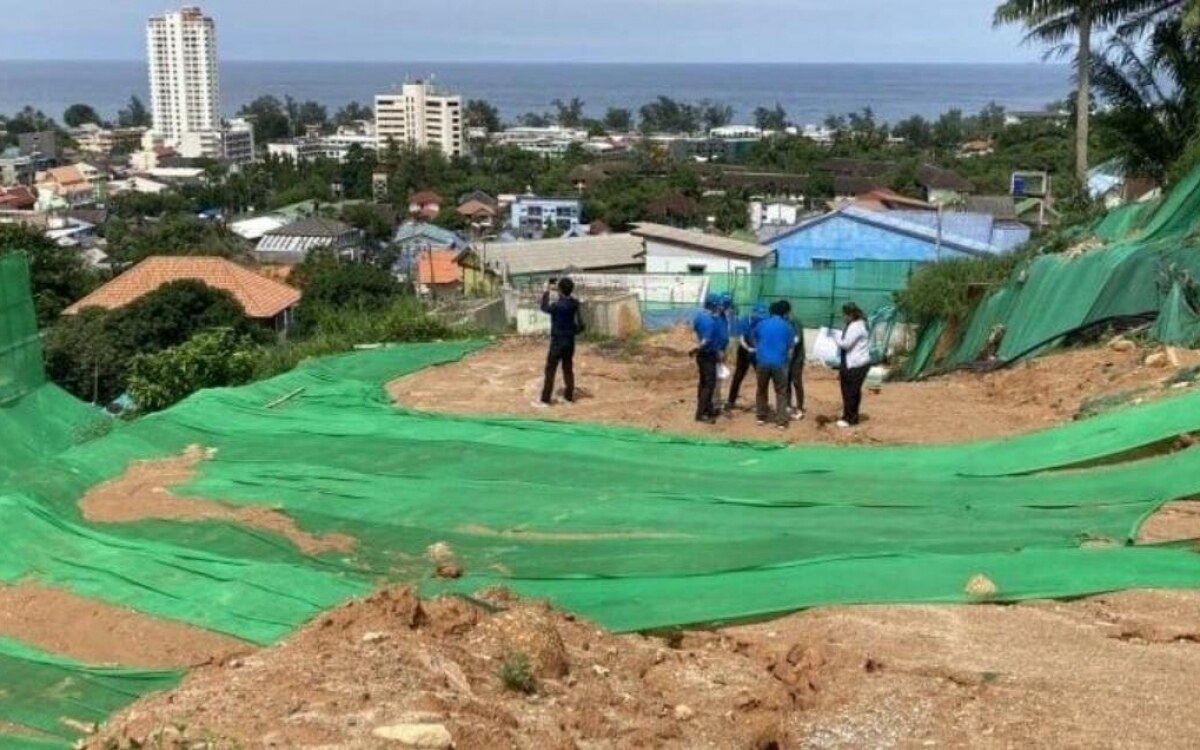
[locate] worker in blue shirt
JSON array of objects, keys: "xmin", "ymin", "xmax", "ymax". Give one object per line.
[
  {"xmin": 711, "ymin": 292, "xmax": 735, "ymax": 413},
  {"xmin": 751, "ymin": 300, "xmax": 795, "ymax": 429},
  {"xmin": 725, "ymin": 300, "xmax": 768, "ymax": 413},
  {"xmin": 691, "ymin": 294, "xmax": 725, "ymax": 424}
]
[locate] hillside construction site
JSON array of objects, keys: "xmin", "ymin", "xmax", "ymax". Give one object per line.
[{"xmin": 5, "ymin": 169, "xmax": 1200, "ymax": 748}]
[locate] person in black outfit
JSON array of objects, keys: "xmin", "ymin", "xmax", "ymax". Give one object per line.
[
  {"xmin": 788, "ymin": 318, "xmax": 806, "ymax": 419},
  {"xmin": 535, "ymin": 277, "xmax": 583, "ymax": 408}
]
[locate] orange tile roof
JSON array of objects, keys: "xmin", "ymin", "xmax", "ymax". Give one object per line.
[
  {"xmin": 64, "ymin": 256, "xmax": 301, "ymax": 319},
  {"xmin": 409, "ymin": 190, "xmax": 443, "ymax": 206},
  {"xmin": 415, "ymin": 250, "xmax": 463, "ymax": 285},
  {"xmin": 45, "ymin": 166, "xmax": 88, "ymax": 187}
]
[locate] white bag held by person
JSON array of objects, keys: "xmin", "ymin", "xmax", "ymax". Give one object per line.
[
  {"xmin": 717, "ymin": 363, "xmax": 731, "ymax": 380},
  {"xmin": 812, "ymin": 327, "xmax": 842, "ymax": 369}
]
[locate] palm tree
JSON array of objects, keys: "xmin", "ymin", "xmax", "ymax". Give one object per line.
[
  {"xmin": 1091, "ymin": 18, "xmax": 1200, "ymax": 182},
  {"xmin": 994, "ymin": 0, "xmax": 1189, "ymax": 183}
]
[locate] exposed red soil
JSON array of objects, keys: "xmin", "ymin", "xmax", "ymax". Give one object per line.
[
  {"xmin": 388, "ymin": 331, "xmax": 1200, "ymax": 446},
  {"xmin": 80, "ymin": 445, "xmax": 356, "ymax": 556},
  {"xmin": 91, "ymin": 587, "xmax": 1200, "ymax": 749},
  {"xmin": 0, "ymin": 582, "xmax": 248, "ymax": 668}
]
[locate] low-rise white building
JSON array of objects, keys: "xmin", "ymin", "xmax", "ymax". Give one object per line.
[
  {"xmin": 494, "ymin": 127, "xmax": 588, "ymax": 157},
  {"xmin": 175, "ymin": 118, "xmax": 256, "ymax": 166},
  {"xmin": 749, "ymin": 197, "xmax": 805, "ymax": 230},
  {"xmin": 630, "ymin": 222, "xmax": 775, "ymax": 275}
]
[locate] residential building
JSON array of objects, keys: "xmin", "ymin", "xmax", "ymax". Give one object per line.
[
  {"xmin": 510, "ymin": 195, "xmax": 582, "ymax": 236},
  {"xmin": 749, "ymin": 198, "xmax": 805, "ymax": 230},
  {"xmin": 374, "ymin": 81, "xmax": 464, "ymax": 157},
  {"xmin": 267, "ymin": 128, "xmax": 374, "ymax": 165},
  {"xmin": 493, "ymin": 126, "xmax": 587, "ymax": 157},
  {"xmin": 456, "ymin": 234, "xmax": 644, "ymax": 293},
  {"xmin": 229, "ymin": 214, "xmax": 290, "ymax": 242},
  {"xmin": 568, "ymin": 162, "xmax": 635, "ymax": 191},
  {"xmin": 917, "ymin": 164, "xmax": 975, "ymax": 205},
  {"xmin": 176, "ymin": 118, "xmax": 255, "ymax": 165},
  {"xmin": 837, "ymin": 188, "xmax": 935, "ymax": 213},
  {"xmin": 74, "ymin": 126, "xmax": 148, "ymax": 155},
  {"xmin": 64, "ymin": 256, "xmax": 300, "ymax": 332},
  {"xmin": 35, "ymin": 166, "xmax": 95, "ymax": 209},
  {"xmin": 709, "ymin": 125, "xmax": 764, "ymax": 139},
  {"xmin": 17, "ymin": 131, "xmax": 61, "ymax": 160},
  {"xmin": 1003, "ymin": 110, "xmax": 1068, "ymax": 127},
  {"xmin": 413, "ymin": 249, "xmax": 464, "ymax": 296},
  {"xmin": 457, "ymin": 190, "xmax": 500, "ymax": 230},
  {"xmin": 0, "ymin": 187, "xmax": 36, "ymax": 211},
  {"xmin": 407, "ymin": 190, "xmax": 442, "ymax": 220},
  {"xmin": 393, "ymin": 221, "xmax": 468, "ymax": 253},
  {"xmin": 630, "ymin": 222, "xmax": 775, "ymax": 275},
  {"xmin": 1087, "ymin": 160, "xmax": 1159, "ymax": 209},
  {"xmin": 0, "ymin": 151, "xmax": 35, "ymax": 187},
  {"xmin": 254, "ymin": 216, "xmax": 362, "ymax": 265},
  {"xmin": 770, "ymin": 205, "xmax": 1014, "ymax": 269},
  {"xmin": 147, "ymin": 6, "xmax": 220, "ymax": 144}
]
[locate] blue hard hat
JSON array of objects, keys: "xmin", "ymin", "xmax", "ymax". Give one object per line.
[
  {"xmin": 752, "ymin": 300, "xmax": 769, "ymax": 316},
  {"xmin": 704, "ymin": 292, "xmax": 722, "ymax": 308},
  {"xmin": 718, "ymin": 292, "xmax": 734, "ymax": 309}
]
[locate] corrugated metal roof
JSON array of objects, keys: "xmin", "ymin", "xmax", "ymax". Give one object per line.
[
  {"xmin": 630, "ymin": 222, "xmax": 773, "ymax": 259},
  {"xmin": 477, "ymin": 234, "xmax": 645, "ymax": 276},
  {"xmin": 770, "ymin": 206, "xmax": 999, "ymax": 257}
]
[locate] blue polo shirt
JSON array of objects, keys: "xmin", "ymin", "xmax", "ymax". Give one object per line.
[
  {"xmin": 693, "ymin": 311, "xmax": 725, "ymax": 353},
  {"xmin": 752, "ymin": 316, "xmax": 794, "ymax": 368}
]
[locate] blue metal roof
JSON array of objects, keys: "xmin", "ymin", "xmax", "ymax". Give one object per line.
[
  {"xmin": 771, "ymin": 206, "xmax": 1001, "ymax": 257},
  {"xmin": 392, "ymin": 221, "xmax": 467, "ymax": 248}
]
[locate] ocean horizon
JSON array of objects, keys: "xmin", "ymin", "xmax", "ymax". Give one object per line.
[{"xmin": 0, "ymin": 60, "xmax": 1071, "ymax": 127}]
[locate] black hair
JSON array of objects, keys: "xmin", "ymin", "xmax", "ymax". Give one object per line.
[
  {"xmin": 768, "ymin": 299, "xmax": 791, "ymax": 317},
  {"xmin": 842, "ymin": 302, "xmax": 864, "ymax": 321},
  {"xmin": 558, "ymin": 277, "xmax": 575, "ymax": 296}
]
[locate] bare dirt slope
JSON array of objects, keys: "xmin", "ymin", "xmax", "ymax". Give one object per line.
[
  {"xmin": 389, "ymin": 332, "xmax": 1200, "ymax": 445},
  {"xmin": 92, "ymin": 588, "xmax": 1200, "ymax": 749}
]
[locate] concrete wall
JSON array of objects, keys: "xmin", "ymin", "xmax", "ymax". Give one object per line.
[
  {"xmin": 515, "ymin": 293, "xmax": 642, "ymax": 338},
  {"xmin": 643, "ymin": 238, "xmax": 760, "ymax": 275}
]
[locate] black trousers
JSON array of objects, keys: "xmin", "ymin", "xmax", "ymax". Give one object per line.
[
  {"xmin": 839, "ymin": 364, "xmax": 870, "ymax": 424},
  {"xmin": 725, "ymin": 346, "xmax": 755, "ymax": 408},
  {"xmin": 541, "ymin": 336, "xmax": 575, "ymax": 404},
  {"xmin": 756, "ymin": 365, "xmax": 790, "ymax": 426},
  {"xmin": 789, "ymin": 346, "xmax": 805, "ymax": 411},
  {"xmin": 695, "ymin": 350, "xmax": 719, "ymax": 419}
]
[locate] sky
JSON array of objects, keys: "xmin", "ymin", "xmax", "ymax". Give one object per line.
[{"xmin": 0, "ymin": 0, "xmax": 1040, "ymax": 64}]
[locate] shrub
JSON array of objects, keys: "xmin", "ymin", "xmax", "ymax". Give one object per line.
[
  {"xmin": 895, "ymin": 254, "xmax": 1023, "ymax": 325},
  {"xmin": 497, "ymin": 652, "xmax": 537, "ymax": 694},
  {"xmin": 127, "ymin": 329, "xmax": 255, "ymax": 413}
]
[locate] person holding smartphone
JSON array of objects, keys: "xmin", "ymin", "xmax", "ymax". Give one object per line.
[{"xmin": 534, "ymin": 277, "xmax": 583, "ymax": 408}]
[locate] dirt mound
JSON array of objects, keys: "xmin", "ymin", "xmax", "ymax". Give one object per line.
[
  {"xmin": 81, "ymin": 445, "xmax": 356, "ymax": 556},
  {"xmin": 90, "ymin": 587, "xmax": 1200, "ymax": 748},
  {"xmin": 92, "ymin": 588, "xmax": 795, "ymax": 749},
  {"xmin": 0, "ymin": 582, "xmax": 248, "ymax": 668},
  {"xmin": 389, "ymin": 333, "xmax": 1200, "ymax": 446}
]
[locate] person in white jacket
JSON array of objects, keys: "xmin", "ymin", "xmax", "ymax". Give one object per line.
[{"xmin": 832, "ymin": 302, "xmax": 871, "ymax": 428}]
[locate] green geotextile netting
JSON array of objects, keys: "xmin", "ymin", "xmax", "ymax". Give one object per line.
[
  {"xmin": 0, "ymin": 255, "xmax": 45, "ymax": 405},
  {"xmin": 37, "ymin": 342, "xmax": 1200, "ymax": 637},
  {"xmin": 912, "ymin": 163, "xmax": 1200, "ymax": 375},
  {"xmin": 8, "ymin": 303, "xmax": 1200, "ymax": 739},
  {"xmin": 0, "ymin": 639, "xmax": 180, "ymax": 743},
  {"xmin": 1155, "ymin": 281, "xmax": 1200, "ymax": 347}
]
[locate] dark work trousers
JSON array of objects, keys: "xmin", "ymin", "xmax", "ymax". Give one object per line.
[
  {"xmin": 725, "ymin": 346, "xmax": 755, "ymax": 409},
  {"xmin": 839, "ymin": 364, "xmax": 870, "ymax": 425},
  {"xmin": 695, "ymin": 349, "xmax": 719, "ymax": 420},
  {"xmin": 789, "ymin": 346, "xmax": 805, "ymax": 412},
  {"xmin": 755, "ymin": 365, "xmax": 790, "ymax": 426},
  {"xmin": 541, "ymin": 336, "xmax": 576, "ymax": 404}
]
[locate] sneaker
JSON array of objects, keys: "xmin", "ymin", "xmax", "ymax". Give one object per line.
[
  {"xmin": 696, "ymin": 415, "xmax": 717, "ymax": 424},
  {"xmin": 531, "ymin": 400, "xmax": 550, "ymax": 409},
  {"xmin": 790, "ymin": 408, "xmax": 805, "ymax": 420},
  {"xmin": 836, "ymin": 419, "xmax": 851, "ymax": 429},
  {"xmin": 756, "ymin": 419, "xmax": 767, "ymax": 426},
  {"xmin": 776, "ymin": 423, "xmax": 788, "ymax": 431}
]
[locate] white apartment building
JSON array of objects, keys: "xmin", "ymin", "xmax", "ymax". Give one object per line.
[
  {"xmin": 175, "ymin": 118, "xmax": 255, "ymax": 166},
  {"xmin": 374, "ymin": 81, "xmax": 463, "ymax": 157},
  {"xmin": 147, "ymin": 7, "xmax": 221, "ymax": 143}
]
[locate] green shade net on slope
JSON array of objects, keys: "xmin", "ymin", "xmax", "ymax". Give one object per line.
[
  {"xmin": 6, "ymin": 251, "xmax": 1200, "ymax": 743},
  {"xmin": 1154, "ymin": 281, "xmax": 1200, "ymax": 347},
  {"xmin": 0, "ymin": 639, "xmax": 180, "ymax": 743},
  {"xmin": 911, "ymin": 164, "xmax": 1200, "ymax": 376}
]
